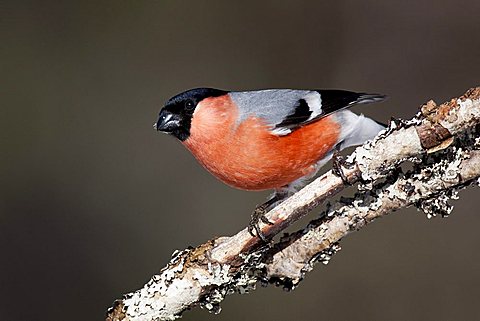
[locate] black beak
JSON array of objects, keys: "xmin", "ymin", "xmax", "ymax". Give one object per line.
[{"xmin": 155, "ymin": 110, "xmax": 180, "ymax": 133}]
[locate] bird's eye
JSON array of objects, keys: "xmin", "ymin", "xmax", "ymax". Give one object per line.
[{"xmin": 185, "ymin": 100, "xmax": 195, "ymax": 111}]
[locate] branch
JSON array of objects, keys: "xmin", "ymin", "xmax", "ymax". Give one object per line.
[
  {"xmin": 106, "ymin": 87, "xmax": 480, "ymax": 321},
  {"xmin": 267, "ymin": 147, "xmax": 480, "ymax": 284}
]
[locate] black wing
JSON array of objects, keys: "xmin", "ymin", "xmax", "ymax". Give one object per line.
[{"xmin": 272, "ymin": 89, "xmax": 386, "ymax": 134}]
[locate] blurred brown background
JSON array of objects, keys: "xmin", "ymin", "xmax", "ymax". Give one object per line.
[{"xmin": 2, "ymin": 1, "xmax": 480, "ymax": 320}]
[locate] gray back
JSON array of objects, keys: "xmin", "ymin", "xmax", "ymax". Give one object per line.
[{"xmin": 229, "ymin": 89, "xmax": 314, "ymax": 127}]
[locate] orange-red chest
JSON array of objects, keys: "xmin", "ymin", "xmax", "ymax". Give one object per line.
[{"xmin": 183, "ymin": 95, "xmax": 340, "ymax": 191}]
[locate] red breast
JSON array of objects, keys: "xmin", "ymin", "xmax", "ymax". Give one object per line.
[{"xmin": 183, "ymin": 95, "xmax": 341, "ymax": 190}]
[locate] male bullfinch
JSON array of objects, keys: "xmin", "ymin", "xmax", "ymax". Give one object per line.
[{"xmin": 155, "ymin": 88, "xmax": 386, "ymax": 240}]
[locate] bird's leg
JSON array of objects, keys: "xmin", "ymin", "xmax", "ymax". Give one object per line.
[
  {"xmin": 248, "ymin": 197, "xmax": 277, "ymax": 242},
  {"xmin": 248, "ymin": 191, "xmax": 288, "ymax": 242},
  {"xmin": 332, "ymin": 145, "xmax": 354, "ymax": 185}
]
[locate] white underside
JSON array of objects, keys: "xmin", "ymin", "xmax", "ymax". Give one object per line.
[{"xmin": 336, "ymin": 110, "xmax": 385, "ymax": 149}]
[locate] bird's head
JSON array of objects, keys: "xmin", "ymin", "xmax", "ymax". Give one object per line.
[{"xmin": 155, "ymin": 88, "xmax": 226, "ymax": 141}]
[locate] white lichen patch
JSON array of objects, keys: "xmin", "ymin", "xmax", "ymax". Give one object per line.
[
  {"xmin": 192, "ymin": 263, "xmax": 230, "ymax": 287},
  {"xmin": 200, "ymin": 288, "xmax": 226, "ymax": 314},
  {"xmin": 121, "ymin": 248, "xmax": 209, "ymax": 320},
  {"xmin": 354, "ymin": 126, "xmax": 423, "ymax": 181},
  {"xmin": 441, "ymin": 98, "xmax": 480, "ymax": 132},
  {"xmin": 419, "ymin": 192, "xmax": 455, "ymax": 219},
  {"xmin": 315, "ymin": 243, "xmax": 342, "ymax": 265}
]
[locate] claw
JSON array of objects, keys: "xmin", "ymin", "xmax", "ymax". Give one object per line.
[
  {"xmin": 332, "ymin": 149, "xmax": 353, "ymax": 185},
  {"xmin": 248, "ymin": 203, "xmax": 274, "ymax": 242}
]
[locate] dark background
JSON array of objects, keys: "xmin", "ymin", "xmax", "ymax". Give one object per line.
[{"xmin": 2, "ymin": 1, "xmax": 480, "ymax": 320}]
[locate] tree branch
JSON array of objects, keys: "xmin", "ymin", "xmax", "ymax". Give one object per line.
[
  {"xmin": 266, "ymin": 148, "xmax": 480, "ymax": 285},
  {"xmin": 106, "ymin": 87, "xmax": 480, "ymax": 321}
]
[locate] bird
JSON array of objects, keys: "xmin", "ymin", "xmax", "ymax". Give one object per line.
[{"xmin": 155, "ymin": 88, "xmax": 386, "ymax": 240}]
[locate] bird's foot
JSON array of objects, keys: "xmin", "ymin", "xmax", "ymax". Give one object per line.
[
  {"xmin": 332, "ymin": 149, "xmax": 353, "ymax": 185},
  {"xmin": 248, "ymin": 203, "xmax": 274, "ymax": 242}
]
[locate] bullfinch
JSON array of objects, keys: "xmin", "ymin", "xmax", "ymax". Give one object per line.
[{"xmin": 155, "ymin": 88, "xmax": 386, "ymax": 240}]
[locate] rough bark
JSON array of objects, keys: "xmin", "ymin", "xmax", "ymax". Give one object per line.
[{"xmin": 106, "ymin": 87, "xmax": 480, "ymax": 321}]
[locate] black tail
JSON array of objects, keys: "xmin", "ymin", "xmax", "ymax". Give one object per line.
[
  {"xmin": 315, "ymin": 89, "xmax": 387, "ymax": 116},
  {"xmin": 356, "ymin": 93, "xmax": 388, "ymax": 105}
]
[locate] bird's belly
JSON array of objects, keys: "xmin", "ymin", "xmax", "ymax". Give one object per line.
[
  {"xmin": 184, "ymin": 115, "xmax": 340, "ymax": 191},
  {"xmin": 200, "ymin": 153, "xmax": 320, "ymax": 191}
]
